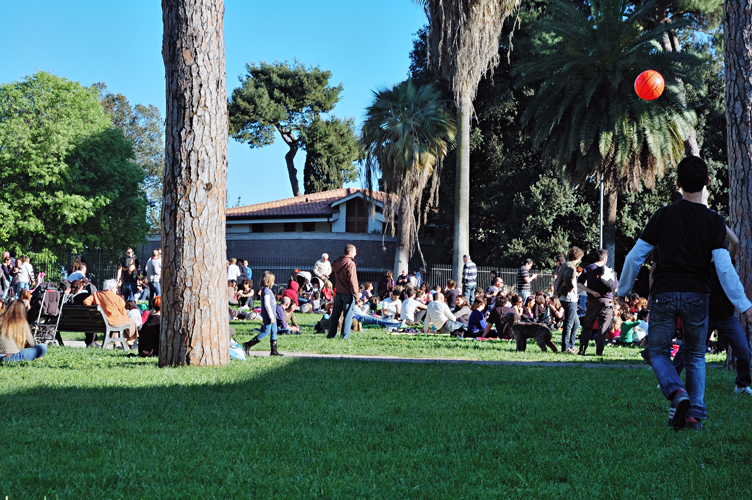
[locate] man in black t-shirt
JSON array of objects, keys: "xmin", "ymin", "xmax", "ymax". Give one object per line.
[
  {"xmin": 577, "ymin": 249, "xmax": 618, "ymax": 356},
  {"xmin": 618, "ymin": 156, "xmax": 752, "ymax": 431}
]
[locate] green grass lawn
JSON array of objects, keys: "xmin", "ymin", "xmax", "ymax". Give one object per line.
[{"xmin": 2, "ymin": 338, "xmax": 751, "ymax": 499}]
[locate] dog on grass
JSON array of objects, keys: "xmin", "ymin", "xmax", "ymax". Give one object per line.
[{"xmin": 502, "ymin": 313, "xmax": 558, "ymax": 353}]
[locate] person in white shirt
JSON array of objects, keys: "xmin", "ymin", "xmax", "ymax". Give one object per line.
[
  {"xmin": 352, "ymin": 297, "xmax": 402, "ymax": 328},
  {"xmin": 381, "ymin": 290, "xmax": 402, "ymax": 319},
  {"xmin": 145, "ymin": 249, "xmax": 162, "ymax": 299},
  {"xmin": 313, "ymin": 253, "xmax": 332, "ymax": 284},
  {"xmin": 423, "ymin": 292, "xmax": 465, "ymax": 334},
  {"xmin": 402, "ymin": 288, "xmax": 427, "ymax": 324},
  {"xmin": 227, "ymin": 257, "xmax": 241, "ymax": 282}
]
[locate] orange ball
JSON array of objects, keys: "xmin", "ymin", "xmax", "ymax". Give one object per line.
[{"xmin": 634, "ymin": 70, "xmax": 665, "ymax": 101}]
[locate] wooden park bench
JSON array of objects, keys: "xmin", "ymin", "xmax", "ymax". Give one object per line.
[{"xmin": 56, "ymin": 304, "xmax": 131, "ymax": 351}]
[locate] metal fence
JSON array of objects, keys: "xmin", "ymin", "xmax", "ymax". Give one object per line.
[
  {"xmin": 23, "ymin": 253, "xmax": 554, "ymax": 297},
  {"xmin": 426, "ymin": 265, "xmax": 555, "ymax": 296},
  {"xmin": 28, "ymin": 251, "xmax": 123, "ymax": 290}
]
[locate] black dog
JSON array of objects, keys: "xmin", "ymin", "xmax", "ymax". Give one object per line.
[{"xmin": 503, "ymin": 313, "xmax": 559, "ymax": 353}]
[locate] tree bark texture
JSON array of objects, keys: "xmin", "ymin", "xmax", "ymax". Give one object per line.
[
  {"xmin": 160, "ymin": 0, "xmax": 230, "ymax": 367},
  {"xmin": 453, "ymin": 93, "xmax": 471, "ymax": 283},
  {"xmin": 284, "ymin": 140, "xmax": 303, "ymax": 197},
  {"xmin": 393, "ymin": 200, "xmax": 411, "ymax": 278},
  {"xmin": 604, "ymin": 182, "xmax": 617, "ymax": 269},
  {"xmin": 725, "ymin": 0, "xmax": 752, "ymax": 340}
]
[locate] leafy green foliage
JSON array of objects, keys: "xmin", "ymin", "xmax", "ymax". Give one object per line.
[
  {"xmin": 95, "ymin": 83, "xmax": 165, "ymax": 231},
  {"xmin": 361, "ymin": 79, "xmax": 456, "ymax": 266},
  {"xmin": 302, "ymin": 116, "xmax": 360, "ymax": 194},
  {"xmin": 228, "ymin": 60, "xmax": 357, "ymax": 195},
  {"xmin": 0, "ymin": 72, "xmax": 148, "ymax": 253}
]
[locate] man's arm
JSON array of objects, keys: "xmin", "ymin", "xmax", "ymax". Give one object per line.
[
  {"xmin": 616, "ymin": 239, "xmax": 654, "ymax": 306},
  {"xmin": 442, "ymin": 303, "xmax": 456, "ymax": 321},
  {"xmin": 83, "ymin": 294, "xmax": 95, "ymax": 306},
  {"xmin": 712, "ymin": 248, "xmax": 752, "ymax": 322}
]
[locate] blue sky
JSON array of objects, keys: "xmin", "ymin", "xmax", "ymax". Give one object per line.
[{"xmin": 0, "ymin": 0, "xmax": 427, "ymax": 205}]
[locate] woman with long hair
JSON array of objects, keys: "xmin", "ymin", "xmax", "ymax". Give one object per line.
[
  {"xmin": 0, "ymin": 300, "xmax": 47, "ymax": 363},
  {"xmin": 243, "ymin": 271, "xmax": 283, "ymax": 356},
  {"xmin": 379, "ymin": 270, "xmax": 394, "ymax": 300}
]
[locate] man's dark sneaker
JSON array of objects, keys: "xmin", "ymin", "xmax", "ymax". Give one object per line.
[
  {"xmin": 668, "ymin": 389, "xmax": 690, "ymax": 430},
  {"xmin": 685, "ymin": 417, "xmax": 703, "ymax": 431}
]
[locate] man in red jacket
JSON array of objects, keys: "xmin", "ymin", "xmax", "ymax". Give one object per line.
[{"xmin": 328, "ymin": 244, "xmax": 359, "ymax": 340}]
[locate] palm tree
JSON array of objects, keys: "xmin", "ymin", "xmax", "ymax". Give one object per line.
[
  {"xmin": 415, "ymin": 0, "xmax": 521, "ymax": 280},
  {"xmin": 517, "ymin": 0, "xmax": 700, "ymax": 265},
  {"xmin": 361, "ymin": 79, "xmax": 456, "ymax": 276}
]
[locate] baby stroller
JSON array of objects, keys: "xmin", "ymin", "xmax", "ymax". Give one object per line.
[
  {"xmin": 295, "ymin": 271, "xmax": 314, "ymax": 294},
  {"xmin": 27, "ymin": 282, "xmax": 64, "ymax": 345}
]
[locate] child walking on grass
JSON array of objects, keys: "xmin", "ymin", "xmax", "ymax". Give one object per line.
[{"xmin": 243, "ymin": 271, "xmax": 283, "ymax": 357}]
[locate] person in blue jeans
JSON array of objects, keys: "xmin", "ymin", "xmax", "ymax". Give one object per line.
[
  {"xmin": 0, "ymin": 300, "xmax": 47, "ymax": 363},
  {"xmin": 243, "ymin": 272, "xmax": 283, "ymax": 356},
  {"xmin": 619, "ymin": 156, "xmax": 752, "ymax": 431},
  {"xmin": 557, "ymin": 247, "xmax": 584, "ymax": 353},
  {"xmin": 328, "ymin": 245, "xmax": 359, "ymax": 340},
  {"xmin": 672, "ymin": 236, "xmax": 752, "ymax": 396}
]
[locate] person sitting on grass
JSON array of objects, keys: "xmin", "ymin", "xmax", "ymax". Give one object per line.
[
  {"xmin": 423, "ymin": 292, "xmax": 465, "ymax": 335},
  {"xmin": 453, "ymin": 295, "xmax": 472, "ymax": 325},
  {"xmin": 467, "ymin": 298, "xmax": 492, "ymax": 337},
  {"xmin": 139, "ymin": 296, "xmax": 161, "ymax": 357},
  {"xmin": 521, "ymin": 296, "xmax": 536, "ymax": 322},
  {"xmin": 277, "ymin": 297, "xmax": 300, "ymax": 335},
  {"xmin": 484, "ymin": 295, "xmax": 519, "ymax": 339},
  {"xmin": 125, "ymin": 299, "xmax": 143, "ymax": 334},
  {"xmin": 237, "ymin": 279, "xmax": 255, "ymax": 309},
  {"xmin": 84, "ymin": 279, "xmax": 139, "ymax": 349},
  {"xmin": 401, "ymin": 287, "xmax": 427, "ymax": 325},
  {"xmin": 0, "ymin": 300, "xmax": 47, "ymax": 363},
  {"xmin": 352, "ymin": 297, "xmax": 403, "ymax": 329},
  {"xmin": 381, "ymin": 290, "xmax": 402, "ymax": 320}
]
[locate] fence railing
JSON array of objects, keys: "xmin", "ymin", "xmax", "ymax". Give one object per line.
[{"xmin": 21, "ymin": 253, "xmax": 554, "ymax": 298}]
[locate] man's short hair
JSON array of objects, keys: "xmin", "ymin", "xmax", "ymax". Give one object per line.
[
  {"xmin": 102, "ymin": 279, "xmax": 117, "ymax": 291},
  {"xmin": 567, "ymin": 247, "xmax": 584, "ymax": 261},
  {"xmin": 555, "ymin": 254, "xmax": 566, "ymax": 265},
  {"xmin": 322, "ymin": 253, "xmax": 328, "ymax": 259},
  {"xmin": 596, "ymin": 249, "xmax": 608, "ymax": 262},
  {"xmin": 344, "ymin": 244, "xmax": 356, "ymax": 256},
  {"xmin": 281, "ymin": 296, "xmax": 291, "ymax": 305},
  {"xmin": 677, "ymin": 156, "xmax": 708, "ymax": 193},
  {"xmin": 524, "ymin": 258, "xmax": 534, "ymax": 265}
]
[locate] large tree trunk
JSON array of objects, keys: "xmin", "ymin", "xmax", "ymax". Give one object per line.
[
  {"xmin": 453, "ymin": 92, "xmax": 471, "ymax": 282},
  {"xmin": 604, "ymin": 181, "xmax": 617, "ymax": 268},
  {"xmin": 160, "ymin": 0, "xmax": 230, "ymax": 367},
  {"xmin": 285, "ymin": 141, "xmax": 302, "ymax": 197},
  {"xmin": 724, "ymin": 0, "xmax": 752, "ymax": 342},
  {"xmin": 393, "ymin": 200, "xmax": 411, "ymax": 279}
]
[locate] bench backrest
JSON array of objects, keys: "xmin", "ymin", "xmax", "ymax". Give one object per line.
[{"xmin": 57, "ymin": 305, "xmax": 109, "ymax": 334}]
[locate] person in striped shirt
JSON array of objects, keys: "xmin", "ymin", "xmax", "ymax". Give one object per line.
[{"xmin": 461, "ymin": 255, "xmax": 477, "ymax": 302}]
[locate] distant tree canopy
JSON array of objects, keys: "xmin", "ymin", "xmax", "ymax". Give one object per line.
[
  {"xmin": 0, "ymin": 71, "xmax": 149, "ymax": 253},
  {"xmin": 228, "ymin": 60, "xmax": 359, "ymax": 197},
  {"xmin": 409, "ymin": 0, "xmax": 728, "ymax": 271},
  {"xmin": 95, "ymin": 83, "xmax": 165, "ymax": 231}
]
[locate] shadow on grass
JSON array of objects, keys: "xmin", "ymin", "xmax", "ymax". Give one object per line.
[{"xmin": 0, "ymin": 349, "xmax": 749, "ymax": 499}]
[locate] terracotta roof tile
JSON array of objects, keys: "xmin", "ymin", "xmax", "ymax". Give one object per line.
[{"xmin": 226, "ymin": 187, "xmax": 386, "ymax": 219}]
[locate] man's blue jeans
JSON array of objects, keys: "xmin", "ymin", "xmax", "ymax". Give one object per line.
[
  {"xmin": 1, "ymin": 344, "xmax": 47, "ymax": 363},
  {"xmin": 354, "ymin": 314, "xmax": 401, "ymax": 329},
  {"xmin": 674, "ymin": 314, "xmax": 751, "ymax": 389},
  {"xmin": 12, "ymin": 281, "xmax": 29, "ymax": 297},
  {"xmin": 519, "ymin": 290, "xmax": 531, "ymax": 303},
  {"xmin": 123, "ymin": 281, "xmax": 137, "ymax": 301},
  {"xmin": 328, "ymin": 293, "xmax": 355, "ymax": 340},
  {"xmin": 463, "ymin": 285, "xmax": 476, "ymax": 302},
  {"xmin": 650, "ymin": 292, "xmax": 709, "ymax": 420},
  {"xmin": 561, "ymin": 300, "xmax": 579, "ymax": 350}
]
